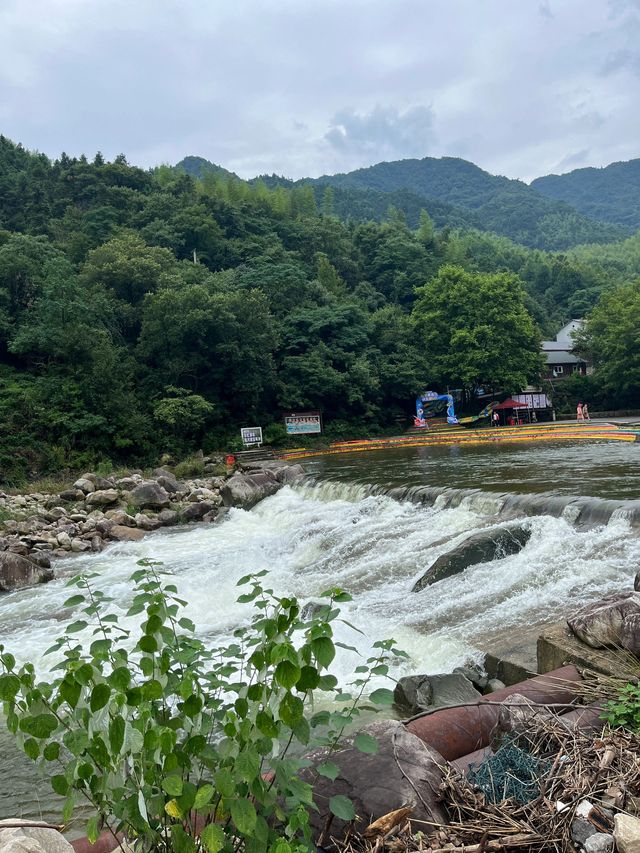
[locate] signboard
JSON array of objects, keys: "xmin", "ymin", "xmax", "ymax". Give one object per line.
[
  {"xmin": 240, "ymin": 426, "xmax": 263, "ymax": 446},
  {"xmin": 420, "ymin": 391, "xmax": 440, "ymax": 401},
  {"xmin": 284, "ymin": 412, "xmax": 322, "ymax": 435},
  {"xmin": 512, "ymin": 393, "xmax": 551, "ymax": 409}
]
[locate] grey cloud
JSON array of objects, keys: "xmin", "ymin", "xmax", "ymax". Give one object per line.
[
  {"xmin": 325, "ymin": 105, "xmax": 436, "ymax": 164},
  {"xmin": 555, "ymin": 149, "xmax": 591, "ymax": 171},
  {"xmin": 600, "ymin": 48, "xmax": 640, "ymax": 75}
]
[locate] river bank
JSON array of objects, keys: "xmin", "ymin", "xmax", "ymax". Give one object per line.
[{"xmin": 0, "ymin": 457, "xmax": 305, "ymax": 592}]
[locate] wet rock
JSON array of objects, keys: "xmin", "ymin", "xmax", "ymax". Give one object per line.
[
  {"xmin": 298, "ymin": 720, "xmax": 448, "ymax": 844},
  {"xmin": 73, "ymin": 477, "xmax": 95, "ymax": 494},
  {"xmin": 182, "ymin": 501, "xmax": 215, "ymax": 521},
  {"xmin": 614, "ymin": 813, "xmax": 640, "ymax": 853},
  {"xmin": 202, "ymin": 510, "xmax": 220, "ymax": 523},
  {"xmin": 110, "ymin": 525, "xmax": 145, "ymax": 542},
  {"xmin": 85, "ymin": 489, "xmax": 119, "ymax": 506},
  {"xmin": 454, "ymin": 663, "xmax": 488, "ymax": 691},
  {"xmin": 394, "ymin": 672, "xmax": 481, "ymax": 716},
  {"xmin": 0, "ymin": 553, "xmax": 54, "ymax": 591},
  {"xmin": 568, "ymin": 591, "xmax": 640, "ymax": 651},
  {"xmin": 486, "ymin": 678, "xmax": 506, "ymax": 693},
  {"xmin": 157, "ymin": 509, "xmax": 179, "ymax": 526},
  {"xmin": 71, "ymin": 538, "xmax": 91, "ymax": 552},
  {"xmin": 90, "ymin": 535, "xmax": 103, "ymax": 552},
  {"xmin": 220, "ymin": 471, "xmax": 281, "ymax": 509},
  {"xmin": 30, "ymin": 552, "xmax": 51, "ymax": 569},
  {"xmin": 130, "ymin": 482, "xmax": 170, "ymax": 509},
  {"xmin": 413, "ymin": 523, "xmax": 532, "ymax": 591},
  {"xmin": 274, "ymin": 463, "xmax": 305, "ymax": 485},
  {"xmin": 635, "ymin": 571, "xmax": 640, "ymax": 592}
]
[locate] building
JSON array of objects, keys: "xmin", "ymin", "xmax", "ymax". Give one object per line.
[{"xmin": 542, "ymin": 320, "xmax": 589, "ymax": 380}]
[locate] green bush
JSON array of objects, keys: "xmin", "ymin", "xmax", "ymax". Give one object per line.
[
  {"xmin": 602, "ymin": 682, "xmax": 640, "ymax": 732},
  {"xmin": 0, "ymin": 562, "xmax": 403, "ymax": 852},
  {"xmin": 173, "ymin": 457, "xmax": 206, "ymax": 480}
]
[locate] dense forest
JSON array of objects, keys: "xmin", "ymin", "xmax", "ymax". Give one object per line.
[
  {"xmin": 532, "ymin": 158, "xmax": 640, "ymax": 229},
  {"xmin": 1, "ymin": 135, "xmax": 639, "ymax": 483},
  {"xmin": 181, "ymin": 155, "xmax": 633, "ymax": 251}
]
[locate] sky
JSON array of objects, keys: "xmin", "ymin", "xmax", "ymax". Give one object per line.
[{"xmin": 1, "ymin": 0, "xmax": 639, "ymax": 182}]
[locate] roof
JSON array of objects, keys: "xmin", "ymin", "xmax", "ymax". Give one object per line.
[
  {"xmin": 493, "ymin": 397, "xmax": 529, "ymax": 410},
  {"xmin": 542, "ymin": 341, "xmax": 573, "ymax": 351},
  {"xmin": 545, "ymin": 351, "xmax": 585, "ymax": 365}
]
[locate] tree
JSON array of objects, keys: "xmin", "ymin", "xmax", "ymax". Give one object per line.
[{"xmin": 412, "ymin": 265, "xmax": 544, "ymax": 397}]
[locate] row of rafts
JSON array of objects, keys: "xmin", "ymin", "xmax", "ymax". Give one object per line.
[{"xmin": 298, "ymin": 478, "xmax": 640, "ymax": 528}]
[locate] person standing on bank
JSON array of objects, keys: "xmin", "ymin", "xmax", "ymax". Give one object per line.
[
  {"xmin": 577, "ymin": 402, "xmax": 584, "ymax": 421},
  {"xmin": 583, "ymin": 402, "xmax": 590, "ymax": 421}
]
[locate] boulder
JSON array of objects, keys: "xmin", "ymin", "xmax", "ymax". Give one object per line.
[
  {"xmin": 134, "ymin": 513, "xmax": 162, "ymax": 531},
  {"xmin": 105, "ymin": 509, "xmax": 136, "ymax": 527},
  {"xmin": 614, "ymin": 813, "xmax": 640, "ymax": 853},
  {"xmin": 110, "ymin": 525, "xmax": 145, "ymax": 542},
  {"xmin": 394, "ymin": 672, "xmax": 481, "ymax": 716},
  {"xmin": 584, "ymin": 834, "xmax": 614, "ymax": 853},
  {"xmin": 568, "ymin": 592, "xmax": 640, "ymax": 651},
  {"xmin": 182, "ymin": 501, "xmax": 215, "ymax": 521},
  {"xmin": 130, "ymin": 482, "xmax": 170, "ymax": 509},
  {"xmin": 115, "ymin": 476, "xmax": 140, "ymax": 490},
  {"xmin": 72, "ymin": 477, "xmax": 95, "ymax": 494},
  {"xmin": 59, "ymin": 489, "xmax": 82, "ymax": 502},
  {"xmin": 0, "ymin": 819, "xmax": 74, "ymax": 852},
  {"xmin": 85, "ymin": 489, "xmax": 119, "ymax": 506},
  {"xmin": 57, "ymin": 531, "xmax": 72, "ymax": 547},
  {"xmin": 220, "ymin": 471, "xmax": 281, "ymax": 509},
  {"xmin": 155, "ymin": 475, "xmax": 179, "ymax": 494},
  {"xmin": 274, "ymin": 463, "xmax": 305, "ymax": 485},
  {"xmin": 413, "ymin": 523, "xmax": 532, "ymax": 591},
  {"xmin": 635, "ymin": 571, "xmax": 640, "ymax": 592},
  {"xmin": 46, "ymin": 506, "xmax": 69, "ymax": 521},
  {"xmin": 157, "ymin": 509, "xmax": 179, "ymax": 527},
  {"xmin": 298, "ymin": 720, "xmax": 448, "ymax": 843},
  {"xmin": 0, "ymin": 553, "xmax": 54, "ymax": 591}
]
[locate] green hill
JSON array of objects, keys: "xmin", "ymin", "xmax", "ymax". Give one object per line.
[
  {"xmin": 531, "ymin": 158, "xmax": 640, "ymax": 229},
  {"xmin": 175, "ymin": 155, "xmax": 238, "ymax": 181}
]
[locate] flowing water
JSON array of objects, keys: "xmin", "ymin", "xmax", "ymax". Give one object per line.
[{"xmin": 2, "ymin": 437, "xmax": 639, "ymax": 823}]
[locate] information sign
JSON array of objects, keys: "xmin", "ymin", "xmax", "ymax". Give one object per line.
[
  {"xmin": 240, "ymin": 426, "xmax": 263, "ymax": 446},
  {"xmin": 284, "ymin": 412, "xmax": 322, "ymax": 435}
]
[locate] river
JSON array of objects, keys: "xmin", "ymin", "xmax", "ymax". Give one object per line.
[{"xmin": 1, "ymin": 438, "xmax": 639, "ymax": 823}]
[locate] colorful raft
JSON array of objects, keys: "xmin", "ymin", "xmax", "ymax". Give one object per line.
[{"xmin": 280, "ymin": 421, "xmax": 640, "ymax": 460}]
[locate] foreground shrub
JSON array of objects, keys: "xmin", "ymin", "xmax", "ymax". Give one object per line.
[{"xmin": 0, "ymin": 562, "xmax": 402, "ymax": 852}]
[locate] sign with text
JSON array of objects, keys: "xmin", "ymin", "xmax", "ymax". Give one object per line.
[
  {"xmin": 512, "ymin": 393, "xmax": 551, "ymax": 409},
  {"xmin": 240, "ymin": 426, "xmax": 263, "ymax": 446},
  {"xmin": 284, "ymin": 412, "xmax": 322, "ymax": 435}
]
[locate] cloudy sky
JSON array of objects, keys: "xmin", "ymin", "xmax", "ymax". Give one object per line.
[{"xmin": 1, "ymin": 0, "xmax": 639, "ymax": 182}]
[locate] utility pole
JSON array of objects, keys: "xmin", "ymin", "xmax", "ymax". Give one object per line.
[{"xmin": 193, "ymin": 249, "xmax": 198, "ymax": 264}]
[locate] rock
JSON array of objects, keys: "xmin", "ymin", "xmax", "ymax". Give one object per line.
[
  {"xmin": 105, "ymin": 509, "xmax": 136, "ymax": 527},
  {"xmin": 394, "ymin": 675, "xmax": 433, "ymax": 715},
  {"xmin": 0, "ymin": 553, "xmax": 54, "ymax": 591},
  {"xmin": 635, "ymin": 571, "xmax": 640, "ymax": 592},
  {"xmin": 130, "ymin": 482, "xmax": 170, "ymax": 509},
  {"xmin": 182, "ymin": 501, "xmax": 215, "ymax": 521},
  {"xmin": 92, "ymin": 476, "xmax": 115, "ymax": 490},
  {"xmin": 568, "ymin": 591, "xmax": 640, "ymax": 651},
  {"xmin": 59, "ymin": 489, "xmax": 82, "ymax": 502},
  {"xmin": 72, "ymin": 477, "xmax": 95, "ymax": 494},
  {"xmin": 394, "ymin": 672, "xmax": 481, "ymax": 716},
  {"xmin": 45, "ymin": 506, "xmax": 68, "ymax": 521},
  {"xmin": 110, "ymin": 525, "xmax": 145, "ymax": 542},
  {"xmin": 220, "ymin": 471, "xmax": 281, "ymax": 509},
  {"xmin": 622, "ymin": 613, "xmax": 640, "ymax": 654},
  {"xmin": 134, "ymin": 513, "xmax": 162, "ymax": 531},
  {"xmin": 155, "ymin": 475, "xmax": 179, "ymax": 493},
  {"xmin": 454, "ymin": 663, "xmax": 488, "ymax": 691},
  {"xmin": 71, "ymin": 538, "xmax": 91, "ymax": 552},
  {"xmin": 614, "ymin": 814, "xmax": 640, "ymax": 853},
  {"xmin": 272, "ymin": 463, "xmax": 305, "ymax": 485},
  {"xmin": 85, "ymin": 489, "xmax": 119, "ymax": 506},
  {"xmin": 572, "ymin": 817, "xmax": 599, "ymax": 848},
  {"xmin": 90, "ymin": 535, "xmax": 103, "ymax": 552},
  {"xmin": 157, "ymin": 509, "xmax": 179, "ymax": 526},
  {"xmin": 413, "ymin": 523, "xmax": 532, "ymax": 591},
  {"xmin": 187, "ymin": 487, "xmax": 217, "ymax": 502},
  {"xmin": 202, "ymin": 510, "xmax": 219, "ymax": 523},
  {"xmin": 153, "ymin": 467, "xmax": 178, "ymax": 484},
  {"xmin": 486, "ymin": 678, "xmax": 506, "ymax": 693},
  {"xmin": 298, "ymin": 720, "xmax": 448, "ymax": 843},
  {"xmin": 29, "ymin": 552, "xmax": 51, "ymax": 569},
  {"xmin": 584, "ymin": 833, "xmax": 614, "ymax": 853},
  {"xmin": 56, "ymin": 531, "xmax": 72, "ymax": 547},
  {"xmin": 115, "ymin": 476, "xmax": 140, "ymax": 490},
  {"xmin": 13, "ymin": 496, "xmax": 27, "ymax": 507},
  {"xmin": 95, "ymin": 519, "xmax": 114, "ymax": 536},
  {"xmin": 0, "ymin": 818, "xmax": 74, "ymax": 852},
  {"xmin": 7, "ymin": 542, "xmax": 29, "ymax": 555}
]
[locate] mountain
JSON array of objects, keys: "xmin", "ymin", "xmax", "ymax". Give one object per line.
[
  {"xmin": 305, "ymin": 156, "xmax": 630, "ymax": 250},
  {"xmin": 531, "ymin": 159, "xmax": 640, "ymax": 230},
  {"xmin": 175, "ymin": 155, "xmax": 237, "ymax": 181}
]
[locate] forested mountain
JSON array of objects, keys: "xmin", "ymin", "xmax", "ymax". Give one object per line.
[
  {"xmin": 532, "ymin": 159, "xmax": 640, "ymax": 230},
  {"xmin": 176, "ymin": 156, "xmax": 238, "ymax": 181},
  {"xmin": 0, "ymin": 134, "xmax": 638, "ymax": 483}
]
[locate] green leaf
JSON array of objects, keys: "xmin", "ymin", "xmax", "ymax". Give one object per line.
[
  {"xmin": 66, "ymin": 620, "xmax": 88, "ymax": 633},
  {"xmin": 90, "ymin": 683, "xmax": 111, "ymax": 712},
  {"xmin": 230, "ymin": 798, "xmax": 257, "ymax": 835},
  {"xmin": 60, "ymin": 678, "xmax": 81, "ymax": 709},
  {"xmin": 161, "ymin": 775, "xmax": 184, "ymax": 797},
  {"xmin": 201, "ymin": 823, "xmax": 225, "ymax": 853},
  {"xmin": 311, "ymin": 636, "xmax": 335, "ymax": 667},
  {"xmin": 194, "ymin": 783, "xmax": 214, "ymax": 809},
  {"xmin": 109, "ymin": 715, "xmax": 125, "ymax": 755},
  {"xmin": 316, "ymin": 761, "xmax": 340, "ymax": 780},
  {"xmin": 86, "ymin": 816, "xmax": 100, "ymax": 845},
  {"xmin": 19, "ymin": 713, "xmax": 58, "ymax": 739},
  {"xmin": 369, "ymin": 688, "xmax": 394, "ymax": 706},
  {"xmin": 329, "ymin": 794, "xmax": 356, "ymax": 821},
  {"xmin": 142, "ymin": 679, "xmax": 163, "ymax": 700},
  {"xmin": 214, "ymin": 768, "xmax": 235, "ymax": 798},
  {"xmin": 43, "ymin": 742, "xmax": 60, "ymax": 762},
  {"xmin": 274, "ymin": 659, "xmax": 301, "ymax": 689},
  {"xmin": 236, "ymin": 750, "xmax": 260, "ymax": 783},
  {"xmin": 0, "ymin": 674, "xmax": 20, "ymax": 701},
  {"xmin": 279, "ymin": 692, "xmax": 304, "ymax": 728},
  {"xmin": 63, "ymin": 594, "xmax": 86, "ymax": 608},
  {"xmin": 51, "ymin": 775, "xmax": 69, "ymax": 796},
  {"xmin": 139, "ymin": 635, "xmax": 157, "ymax": 653},
  {"xmin": 297, "ymin": 665, "xmax": 320, "ymax": 692},
  {"xmin": 109, "ymin": 666, "xmax": 131, "ymax": 691},
  {"xmin": 354, "ymin": 732, "xmax": 378, "ymax": 754},
  {"xmin": 23, "ymin": 738, "xmax": 39, "ymax": 760},
  {"xmin": 170, "ymin": 824, "xmax": 196, "ymax": 853}
]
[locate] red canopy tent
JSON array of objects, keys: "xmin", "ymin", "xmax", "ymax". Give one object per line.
[{"xmin": 492, "ymin": 397, "xmax": 530, "ymax": 425}]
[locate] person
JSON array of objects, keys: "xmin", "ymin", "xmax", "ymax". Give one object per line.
[
  {"xmin": 531, "ymin": 410, "xmax": 537, "ymax": 423},
  {"xmin": 577, "ymin": 402, "xmax": 584, "ymax": 421},
  {"xmin": 583, "ymin": 402, "xmax": 590, "ymax": 421},
  {"xmin": 492, "ymin": 410, "xmax": 500, "ymax": 428}
]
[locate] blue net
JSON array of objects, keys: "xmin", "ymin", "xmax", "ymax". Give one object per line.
[{"xmin": 467, "ymin": 737, "xmax": 551, "ymax": 805}]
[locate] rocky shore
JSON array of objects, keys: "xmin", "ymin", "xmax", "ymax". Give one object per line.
[{"xmin": 0, "ymin": 457, "xmax": 305, "ymax": 592}]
